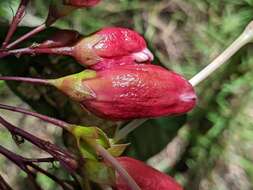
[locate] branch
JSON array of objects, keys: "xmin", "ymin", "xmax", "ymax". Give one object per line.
[
  {"xmin": 6, "ymin": 24, "xmax": 46, "ymax": 49},
  {"xmin": 0, "ymin": 174, "xmax": 13, "ymax": 190},
  {"xmin": 0, "ymin": 103, "xmax": 70, "ymax": 130},
  {"xmin": 0, "ymin": 116, "xmax": 78, "ymax": 173},
  {"xmin": 0, "ymin": 145, "xmax": 73, "ymax": 190},
  {"xmin": 2, "ymin": 0, "xmax": 30, "ymax": 48}
]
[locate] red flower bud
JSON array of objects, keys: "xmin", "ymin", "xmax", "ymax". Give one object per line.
[
  {"xmin": 74, "ymin": 27, "xmax": 154, "ymax": 69},
  {"xmin": 116, "ymin": 157, "xmax": 183, "ymax": 190},
  {"xmin": 50, "ymin": 64, "xmax": 196, "ymax": 120},
  {"xmin": 33, "ymin": 29, "xmax": 81, "ymax": 49},
  {"xmin": 63, "ymin": 0, "xmax": 101, "ymax": 7},
  {"xmin": 4, "ymin": 28, "xmax": 153, "ymax": 70}
]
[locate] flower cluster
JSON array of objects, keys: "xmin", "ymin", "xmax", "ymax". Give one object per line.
[{"xmin": 0, "ymin": 0, "xmax": 199, "ymax": 189}]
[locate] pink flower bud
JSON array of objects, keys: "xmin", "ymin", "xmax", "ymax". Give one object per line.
[
  {"xmin": 63, "ymin": 0, "xmax": 101, "ymax": 7},
  {"xmin": 50, "ymin": 64, "xmax": 196, "ymax": 120},
  {"xmin": 116, "ymin": 157, "xmax": 183, "ymax": 190},
  {"xmin": 74, "ymin": 27, "xmax": 154, "ymax": 69},
  {"xmin": 5, "ymin": 28, "xmax": 153, "ymax": 70}
]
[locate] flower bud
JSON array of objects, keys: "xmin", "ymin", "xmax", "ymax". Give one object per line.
[
  {"xmin": 74, "ymin": 27, "xmax": 154, "ymax": 70},
  {"xmin": 116, "ymin": 157, "xmax": 183, "ymax": 190},
  {"xmin": 49, "ymin": 64, "xmax": 196, "ymax": 120},
  {"xmin": 3, "ymin": 28, "xmax": 153, "ymax": 71}
]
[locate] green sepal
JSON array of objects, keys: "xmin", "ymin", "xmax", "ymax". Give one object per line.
[
  {"xmin": 48, "ymin": 70, "xmax": 97, "ymax": 101},
  {"xmin": 107, "ymin": 143, "xmax": 129, "ymax": 157},
  {"xmin": 70, "ymin": 125, "xmax": 111, "ymax": 160},
  {"xmin": 84, "ymin": 159, "xmax": 116, "ymax": 185}
]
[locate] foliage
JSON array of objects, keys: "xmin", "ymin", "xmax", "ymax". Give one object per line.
[{"xmin": 0, "ymin": 0, "xmax": 253, "ymax": 190}]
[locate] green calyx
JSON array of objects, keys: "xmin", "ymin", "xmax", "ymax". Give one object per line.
[
  {"xmin": 65, "ymin": 124, "xmax": 129, "ymax": 186},
  {"xmin": 84, "ymin": 160, "xmax": 116, "ymax": 185},
  {"xmin": 48, "ymin": 70, "xmax": 97, "ymax": 102}
]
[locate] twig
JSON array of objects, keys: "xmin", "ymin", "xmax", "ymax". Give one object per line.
[
  {"xmin": 93, "ymin": 144, "xmax": 141, "ymax": 190},
  {"xmin": 0, "ymin": 76, "xmax": 49, "ymax": 85},
  {"xmin": 0, "ymin": 116, "xmax": 78, "ymax": 173},
  {"xmin": 0, "ymin": 174, "xmax": 13, "ymax": 190},
  {"xmin": 6, "ymin": 23, "xmax": 46, "ymax": 49},
  {"xmin": 0, "ymin": 103, "xmax": 70, "ymax": 130},
  {"xmin": 2, "ymin": 0, "xmax": 30, "ymax": 48},
  {"xmin": 189, "ymin": 20, "xmax": 253, "ymax": 86},
  {"xmin": 0, "ymin": 145, "xmax": 73, "ymax": 190}
]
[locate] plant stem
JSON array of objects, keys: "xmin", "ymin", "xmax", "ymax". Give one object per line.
[
  {"xmin": 0, "ymin": 46, "xmax": 74, "ymax": 58},
  {"xmin": 93, "ymin": 144, "xmax": 141, "ymax": 190},
  {"xmin": 0, "ymin": 76, "xmax": 49, "ymax": 85},
  {"xmin": 0, "ymin": 116, "xmax": 78, "ymax": 173},
  {"xmin": 189, "ymin": 20, "xmax": 253, "ymax": 86},
  {"xmin": 114, "ymin": 20, "xmax": 253, "ymax": 143},
  {"xmin": 0, "ymin": 145, "xmax": 73, "ymax": 190},
  {"xmin": 0, "ymin": 174, "xmax": 13, "ymax": 190},
  {"xmin": 6, "ymin": 23, "xmax": 46, "ymax": 49},
  {"xmin": 0, "ymin": 103, "xmax": 70, "ymax": 130},
  {"xmin": 24, "ymin": 157, "xmax": 56, "ymax": 163},
  {"xmin": 2, "ymin": 0, "xmax": 30, "ymax": 48},
  {"xmin": 113, "ymin": 119, "xmax": 146, "ymax": 143}
]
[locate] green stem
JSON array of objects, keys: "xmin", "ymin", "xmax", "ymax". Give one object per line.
[{"xmin": 93, "ymin": 144, "xmax": 141, "ymax": 190}]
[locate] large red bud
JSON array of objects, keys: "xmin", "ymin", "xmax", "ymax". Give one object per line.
[
  {"xmin": 73, "ymin": 27, "xmax": 154, "ymax": 70},
  {"xmin": 115, "ymin": 157, "xmax": 183, "ymax": 190},
  {"xmin": 50, "ymin": 64, "xmax": 196, "ymax": 120}
]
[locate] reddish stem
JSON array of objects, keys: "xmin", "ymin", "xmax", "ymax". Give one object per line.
[
  {"xmin": 0, "ymin": 116, "xmax": 78, "ymax": 173},
  {"xmin": 0, "ymin": 145, "xmax": 73, "ymax": 190},
  {"xmin": 6, "ymin": 23, "xmax": 46, "ymax": 49},
  {"xmin": 0, "ymin": 103, "xmax": 70, "ymax": 130},
  {"xmin": 0, "ymin": 76, "xmax": 49, "ymax": 85},
  {"xmin": 2, "ymin": 0, "xmax": 30, "ymax": 48},
  {"xmin": 0, "ymin": 46, "xmax": 74, "ymax": 58}
]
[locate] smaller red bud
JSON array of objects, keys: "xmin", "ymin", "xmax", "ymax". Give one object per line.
[
  {"xmin": 2, "ymin": 27, "xmax": 153, "ymax": 70},
  {"xmin": 74, "ymin": 27, "xmax": 154, "ymax": 69},
  {"xmin": 116, "ymin": 157, "xmax": 183, "ymax": 190}
]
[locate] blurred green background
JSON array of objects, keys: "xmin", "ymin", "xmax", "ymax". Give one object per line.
[{"xmin": 0, "ymin": 0, "xmax": 253, "ymax": 189}]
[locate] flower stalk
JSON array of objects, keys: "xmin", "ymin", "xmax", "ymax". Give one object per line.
[
  {"xmin": 2, "ymin": 0, "xmax": 30, "ymax": 48},
  {"xmin": 0, "ymin": 145, "xmax": 73, "ymax": 190}
]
